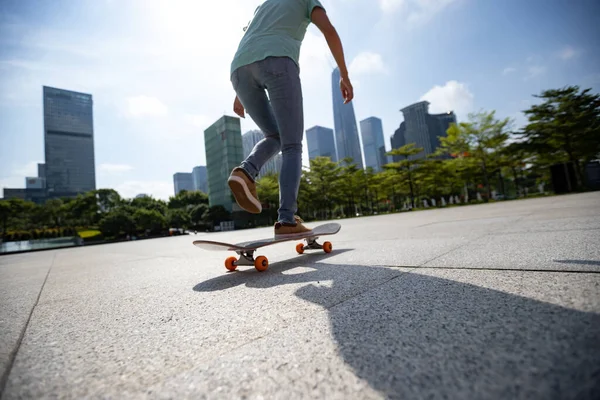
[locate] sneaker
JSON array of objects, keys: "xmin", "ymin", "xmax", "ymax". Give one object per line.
[
  {"xmin": 274, "ymin": 216, "xmax": 313, "ymax": 239},
  {"xmin": 228, "ymin": 167, "xmax": 262, "ymax": 214}
]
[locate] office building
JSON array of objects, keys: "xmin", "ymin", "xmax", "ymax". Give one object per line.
[
  {"xmin": 26, "ymin": 177, "xmax": 45, "ymax": 189},
  {"xmin": 242, "ymin": 130, "xmax": 282, "ymax": 178},
  {"xmin": 360, "ymin": 117, "xmax": 387, "ymax": 172},
  {"xmin": 192, "ymin": 166, "xmax": 208, "ymax": 193},
  {"xmin": 43, "ymin": 86, "xmax": 96, "ymax": 198},
  {"xmin": 398, "ymin": 101, "xmax": 455, "ymax": 159},
  {"xmin": 306, "ymin": 126, "xmax": 337, "ymax": 162},
  {"xmin": 332, "ymin": 67, "xmax": 364, "ymax": 169},
  {"xmin": 204, "ymin": 116, "xmax": 244, "ymax": 211},
  {"xmin": 390, "ymin": 122, "xmax": 406, "ymax": 163},
  {"xmin": 38, "ymin": 163, "xmax": 46, "ymax": 179},
  {"xmin": 173, "ymin": 173, "xmax": 194, "ymax": 195}
]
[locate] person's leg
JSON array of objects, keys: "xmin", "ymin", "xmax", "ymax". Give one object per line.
[
  {"xmin": 256, "ymin": 57, "xmax": 309, "ymax": 233},
  {"xmin": 232, "ymin": 64, "xmax": 281, "ymax": 180}
]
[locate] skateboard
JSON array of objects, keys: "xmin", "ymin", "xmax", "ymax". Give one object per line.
[{"xmin": 193, "ymin": 222, "xmax": 341, "ymax": 272}]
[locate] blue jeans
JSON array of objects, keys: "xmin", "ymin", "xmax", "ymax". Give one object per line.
[{"xmin": 231, "ymin": 56, "xmax": 304, "ymax": 225}]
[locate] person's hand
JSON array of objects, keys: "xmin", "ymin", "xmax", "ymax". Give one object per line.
[
  {"xmin": 339, "ymin": 77, "xmax": 353, "ymax": 104},
  {"xmin": 233, "ymin": 96, "xmax": 245, "ymax": 118}
]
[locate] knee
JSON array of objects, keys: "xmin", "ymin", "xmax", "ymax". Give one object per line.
[{"xmin": 281, "ymin": 142, "xmax": 302, "ymax": 154}]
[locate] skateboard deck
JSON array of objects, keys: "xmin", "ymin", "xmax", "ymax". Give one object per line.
[{"xmin": 193, "ymin": 222, "xmax": 340, "ymax": 272}]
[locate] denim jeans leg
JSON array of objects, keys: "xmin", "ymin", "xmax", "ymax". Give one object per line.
[
  {"xmin": 257, "ymin": 57, "xmax": 304, "ymax": 224},
  {"xmin": 231, "ymin": 66, "xmax": 281, "ymax": 181}
]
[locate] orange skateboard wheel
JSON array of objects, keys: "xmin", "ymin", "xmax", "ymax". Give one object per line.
[
  {"xmin": 296, "ymin": 243, "xmax": 304, "ymax": 254},
  {"xmin": 225, "ymin": 256, "xmax": 238, "ymax": 271},
  {"xmin": 323, "ymin": 241, "xmax": 333, "ymax": 254},
  {"xmin": 254, "ymin": 256, "xmax": 269, "ymax": 272}
]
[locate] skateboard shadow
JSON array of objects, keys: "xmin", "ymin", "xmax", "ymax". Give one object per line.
[
  {"xmin": 194, "ymin": 260, "xmax": 600, "ymax": 398},
  {"xmin": 192, "ymin": 248, "xmax": 354, "ymax": 292}
]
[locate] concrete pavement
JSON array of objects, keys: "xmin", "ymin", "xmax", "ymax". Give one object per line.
[{"xmin": 1, "ymin": 192, "xmax": 599, "ymax": 399}]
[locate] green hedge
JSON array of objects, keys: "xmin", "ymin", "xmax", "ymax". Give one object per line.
[{"xmin": 2, "ymin": 227, "xmax": 78, "ymax": 242}]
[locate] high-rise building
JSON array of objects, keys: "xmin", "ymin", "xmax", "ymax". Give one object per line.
[
  {"xmin": 429, "ymin": 111, "xmax": 457, "ymax": 152},
  {"xmin": 360, "ymin": 117, "xmax": 387, "ymax": 172},
  {"xmin": 38, "ymin": 163, "xmax": 46, "ymax": 179},
  {"xmin": 332, "ymin": 67, "xmax": 364, "ymax": 169},
  {"xmin": 192, "ymin": 166, "xmax": 208, "ymax": 193},
  {"xmin": 242, "ymin": 130, "xmax": 282, "ymax": 178},
  {"xmin": 43, "ymin": 86, "xmax": 96, "ymax": 198},
  {"xmin": 26, "ymin": 177, "xmax": 45, "ymax": 189},
  {"xmin": 173, "ymin": 173, "xmax": 194, "ymax": 195},
  {"xmin": 306, "ymin": 126, "xmax": 337, "ymax": 162},
  {"xmin": 399, "ymin": 101, "xmax": 454, "ymax": 159},
  {"xmin": 204, "ymin": 116, "xmax": 244, "ymax": 211},
  {"xmin": 390, "ymin": 122, "xmax": 406, "ymax": 163}
]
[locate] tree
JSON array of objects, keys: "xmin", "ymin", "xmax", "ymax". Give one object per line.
[
  {"xmin": 520, "ymin": 86, "xmax": 600, "ymax": 188},
  {"xmin": 133, "ymin": 209, "xmax": 167, "ymax": 234},
  {"xmin": 302, "ymin": 157, "xmax": 342, "ymax": 219},
  {"xmin": 167, "ymin": 209, "xmax": 191, "ymax": 229},
  {"xmin": 440, "ymin": 111, "xmax": 510, "ymax": 201},
  {"xmin": 203, "ymin": 206, "xmax": 231, "ymax": 228},
  {"xmin": 168, "ymin": 190, "xmax": 208, "ymax": 210},
  {"xmin": 0, "ymin": 201, "xmax": 10, "ymax": 239},
  {"xmin": 190, "ymin": 204, "xmax": 209, "ymax": 230},
  {"xmin": 386, "ymin": 144, "xmax": 425, "ymax": 209},
  {"xmin": 99, "ymin": 210, "xmax": 135, "ymax": 238},
  {"xmin": 95, "ymin": 189, "xmax": 122, "ymax": 215},
  {"xmin": 130, "ymin": 196, "xmax": 168, "ymax": 215}
]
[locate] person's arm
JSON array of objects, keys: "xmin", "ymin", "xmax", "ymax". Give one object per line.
[{"xmin": 311, "ymin": 7, "xmax": 354, "ymax": 103}]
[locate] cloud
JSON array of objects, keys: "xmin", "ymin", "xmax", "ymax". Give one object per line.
[
  {"xmin": 126, "ymin": 96, "xmax": 168, "ymax": 117},
  {"xmin": 349, "ymin": 52, "xmax": 387, "ymax": 76},
  {"xmin": 388, "ymin": 0, "xmax": 459, "ymax": 27},
  {"xmin": 502, "ymin": 67, "xmax": 517, "ymax": 75},
  {"xmin": 113, "ymin": 180, "xmax": 174, "ymax": 201},
  {"xmin": 558, "ymin": 46, "xmax": 580, "ymax": 60},
  {"xmin": 185, "ymin": 114, "xmax": 212, "ymax": 129},
  {"xmin": 380, "ymin": 0, "xmax": 406, "ymax": 13},
  {"xmin": 525, "ymin": 65, "xmax": 546, "ymax": 80},
  {"xmin": 99, "ymin": 163, "xmax": 134, "ymax": 174},
  {"xmin": 420, "ymin": 80, "xmax": 474, "ymax": 117}
]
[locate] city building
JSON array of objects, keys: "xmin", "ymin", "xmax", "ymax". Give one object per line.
[
  {"xmin": 173, "ymin": 172, "xmax": 194, "ymax": 195},
  {"xmin": 398, "ymin": 101, "xmax": 455, "ymax": 159},
  {"xmin": 192, "ymin": 166, "xmax": 208, "ymax": 193},
  {"xmin": 38, "ymin": 163, "xmax": 46, "ymax": 179},
  {"xmin": 332, "ymin": 67, "xmax": 364, "ymax": 169},
  {"xmin": 390, "ymin": 122, "xmax": 406, "ymax": 163},
  {"xmin": 306, "ymin": 126, "xmax": 337, "ymax": 162},
  {"xmin": 2, "ymin": 188, "xmax": 47, "ymax": 205},
  {"xmin": 26, "ymin": 177, "xmax": 45, "ymax": 189},
  {"xmin": 360, "ymin": 117, "xmax": 387, "ymax": 172},
  {"xmin": 204, "ymin": 116, "xmax": 244, "ymax": 212},
  {"xmin": 43, "ymin": 86, "xmax": 96, "ymax": 198},
  {"xmin": 242, "ymin": 130, "xmax": 282, "ymax": 177}
]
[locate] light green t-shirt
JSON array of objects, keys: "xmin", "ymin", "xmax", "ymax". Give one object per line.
[{"xmin": 230, "ymin": 0, "xmax": 325, "ymax": 75}]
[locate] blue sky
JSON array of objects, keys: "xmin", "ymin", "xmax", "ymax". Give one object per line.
[{"xmin": 1, "ymin": 0, "xmax": 599, "ymax": 200}]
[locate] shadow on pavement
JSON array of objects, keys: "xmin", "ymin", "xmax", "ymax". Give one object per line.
[{"xmin": 194, "ymin": 259, "xmax": 600, "ymax": 399}]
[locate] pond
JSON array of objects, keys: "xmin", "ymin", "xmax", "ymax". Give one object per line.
[{"xmin": 0, "ymin": 237, "xmax": 81, "ymax": 254}]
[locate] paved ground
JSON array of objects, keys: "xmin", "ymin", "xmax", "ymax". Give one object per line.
[{"xmin": 1, "ymin": 192, "xmax": 599, "ymax": 399}]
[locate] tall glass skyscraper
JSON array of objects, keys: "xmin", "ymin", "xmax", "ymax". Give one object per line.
[
  {"xmin": 192, "ymin": 166, "xmax": 208, "ymax": 193},
  {"xmin": 390, "ymin": 122, "xmax": 406, "ymax": 163},
  {"xmin": 242, "ymin": 130, "xmax": 282, "ymax": 178},
  {"xmin": 43, "ymin": 86, "xmax": 96, "ymax": 198},
  {"xmin": 332, "ymin": 67, "xmax": 364, "ymax": 169},
  {"xmin": 204, "ymin": 116, "xmax": 244, "ymax": 212},
  {"xmin": 306, "ymin": 126, "xmax": 337, "ymax": 162},
  {"xmin": 359, "ymin": 117, "xmax": 387, "ymax": 172},
  {"xmin": 173, "ymin": 173, "xmax": 194, "ymax": 195}
]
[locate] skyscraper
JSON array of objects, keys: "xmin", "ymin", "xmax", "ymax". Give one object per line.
[
  {"xmin": 43, "ymin": 86, "xmax": 96, "ymax": 198},
  {"xmin": 360, "ymin": 117, "xmax": 387, "ymax": 172},
  {"xmin": 173, "ymin": 173, "xmax": 194, "ymax": 195},
  {"xmin": 204, "ymin": 116, "xmax": 244, "ymax": 211},
  {"xmin": 332, "ymin": 67, "xmax": 364, "ymax": 169},
  {"xmin": 242, "ymin": 130, "xmax": 282, "ymax": 178},
  {"xmin": 390, "ymin": 122, "xmax": 406, "ymax": 163},
  {"xmin": 399, "ymin": 101, "xmax": 455, "ymax": 159},
  {"xmin": 192, "ymin": 166, "xmax": 208, "ymax": 193},
  {"xmin": 306, "ymin": 126, "xmax": 337, "ymax": 162}
]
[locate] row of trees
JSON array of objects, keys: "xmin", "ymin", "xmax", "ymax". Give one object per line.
[
  {"xmin": 1, "ymin": 85, "xmax": 598, "ymax": 240},
  {"xmin": 0, "ymin": 189, "xmax": 231, "ymax": 241},
  {"xmin": 256, "ymin": 86, "xmax": 599, "ymax": 221}
]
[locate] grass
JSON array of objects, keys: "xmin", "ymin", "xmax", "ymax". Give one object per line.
[{"xmin": 77, "ymin": 229, "xmax": 102, "ymax": 239}]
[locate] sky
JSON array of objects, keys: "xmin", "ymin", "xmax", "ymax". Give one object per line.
[{"xmin": 1, "ymin": 0, "xmax": 599, "ymax": 200}]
